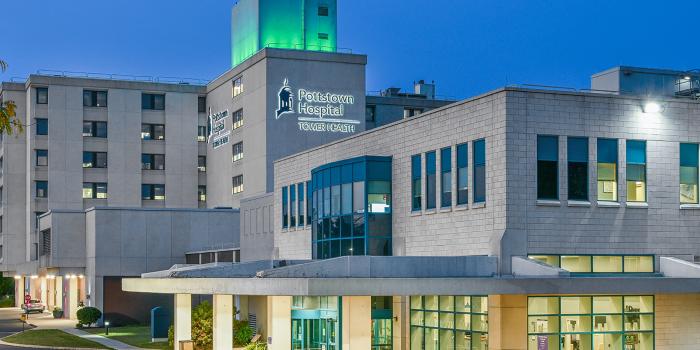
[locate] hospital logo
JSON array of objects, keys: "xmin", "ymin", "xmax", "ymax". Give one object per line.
[{"xmin": 276, "ymin": 79, "xmax": 294, "ymax": 119}]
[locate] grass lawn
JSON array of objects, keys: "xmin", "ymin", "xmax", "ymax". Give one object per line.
[
  {"xmin": 86, "ymin": 326, "xmax": 169, "ymax": 350},
  {"xmin": 3, "ymin": 329, "xmax": 111, "ymax": 349},
  {"xmin": 0, "ymin": 296, "xmax": 14, "ymax": 308}
]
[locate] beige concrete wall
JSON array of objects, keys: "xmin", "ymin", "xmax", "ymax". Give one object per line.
[
  {"xmin": 655, "ymin": 293, "xmax": 700, "ymax": 349},
  {"xmin": 267, "ymin": 296, "xmax": 291, "ymax": 350},
  {"xmin": 488, "ymin": 295, "xmax": 527, "ymax": 350},
  {"xmin": 248, "ymin": 296, "xmax": 269, "ymax": 337},
  {"xmin": 394, "ymin": 296, "xmax": 407, "ymax": 350},
  {"xmin": 342, "ymin": 296, "xmax": 372, "ymax": 350}
]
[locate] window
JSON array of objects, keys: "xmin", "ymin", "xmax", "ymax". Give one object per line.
[
  {"xmin": 141, "ymin": 154, "xmax": 165, "ymax": 170},
  {"xmin": 36, "ymin": 87, "xmax": 48, "ymax": 104},
  {"xmin": 232, "ymin": 175, "xmax": 243, "ymax": 194},
  {"xmin": 410, "ymin": 295, "xmax": 488, "ymax": 350},
  {"xmin": 198, "ymin": 156, "xmax": 206, "ymax": 172},
  {"xmin": 233, "ymin": 142, "xmax": 243, "ymax": 162},
  {"xmin": 440, "ymin": 147, "xmax": 452, "ymax": 207},
  {"xmin": 411, "ymin": 154, "xmax": 422, "ymax": 211},
  {"xmin": 306, "ymin": 181, "xmax": 312, "ymax": 225},
  {"xmin": 83, "ymin": 152, "xmax": 107, "ymax": 168},
  {"xmin": 425, "ymin": 151, "xmax": 436, "ymax": 209},
  {"xmin": 282, "ymin": 186, "xmax": 289, "ymax": 229},
  {"xmin": 83, "ymin": 90, "xmax": 107, "ymax": 107},
  {"xmin": 626, "ymin": 140, "xmax": 647, "ymax": 203},
  {"xmin": 232, "ymin": 77, "xmax": 243, "ymax": 97},
  {"xmin": 198, "ymin": 96, "xmax": 206, "ymax": 113},
  {"xmin": 473, "ymin": 139, "xmax": 486, "ymax": 203},
  {"xmin": 298, "ymin": 183, "xmax": 305, "ymax": 227},
  {"xmin": 82, "ymin": 183, "xmax": 108, "ymax": 199},
  {"xmin": 232, "ymin": 109, "xmax": 243, "ymax": 129},
  {"xmin": 568, "ymin": 137, "xmax": 588, "ymax": 201},
  {"xmin": 680, "ymin": 143, "xmax": 699, "ymax": 204},
  {"xmin": 318, "ymin": 5, "xmax": 329, "ymax": 16},
  {"xmin": 318, "ymin": 33, "xmax": 329, "ymax": 40},
  {"xmin": 197, "ymin": 126, "xmax": 207, "ymax": 142},
  {"xmin": 404, "ymin": 108, "xmax": 422, "ymax": 118},
  {"xmin": 198, "ymin": 186, "xmax": 206, "ymax": 202},
  {"xmin": 366, "ymin": 105, "xmax": 376, "ymax": 122},
  {"xmin": 290, "ymin": 184, "xmax": 297, "ymax": 227},
  {"xmin": 82, "ymin": 121, "xmax": 108, "ymax": 138},
  {"xmin": 527, "ymin": 295, "xmax": 654, "ymax": 350},
  {"xmin": 529, "ymin": 254, "xmax": 654, "ymax": 273},
  {"xmin": 457, "ymin": 143, "xmax": 468, "ymax": 205},
  {"xmin": 142, "ymin": 93, "xmax": 165, "ymax": 110},
  {"xmin": 35, "ymin": 150, "xmax": 48, "ymax": 167},
  {"xmin": 141, "ymin": 124, "xmax": 165, "ymax": 140},
  {"xmin": 142, "ymin": 184, "xmax": 165, "ymax": 200},
  {"xmin": 597, "ymin": 139, "xmax": 618, "ymax": 201},
  {"xmin": 537, "ymin": 135, "xmax": 558, "ymax": 200},
  {"xmin": 36, "ymin": 118, "xmax": 48, "ymax": 135},
  {"xmin": 35, "ymin": 181, "xmax": 48, "ymax": 198}
]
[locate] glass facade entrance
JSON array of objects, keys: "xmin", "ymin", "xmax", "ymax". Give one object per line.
[
  {"xmin": 292, "ymin": 296, "xmax": 341, "ymax": 350},
  {"xmin": 409, "ymin": 295, "xmax": 488, "ymax": 350},
  {"xmin": 372, "ymin": 296, "xmax": 393, "ymax": 350}
]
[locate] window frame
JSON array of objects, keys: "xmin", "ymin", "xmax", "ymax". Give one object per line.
[
  {"xmin": 141, "ymin": 153, "xmax": 165, "ymax": 170},
  {"xmin": 141, "ymin": 124, "xmax": 165, "ymax": 140},
  {"xmin": 626, "ymin": 140, "xmax": 647, "ymax": 203},
  {"xmin": 456, "ymin": 143, "xmax": 469, "ymax": 205},
  {"xmin": 425, "ymin": 151, "xmax": 437, "ymax": 210},
  {"xmin": 680, "ymin": 143, "xmax": 699, "ymax": 204},
  {"xmin": 82, "ymin": 182, "xmax": 108, "ymax": 199},
  {"xmin": 83, "ymin": 90, "xmax": 108, "ymax": 107},
  {"xmin": 233, "ymin": 142, "xmax": 243, "ymax": 162},
  {"xmin": 82, "ymin": 121, "xmax": 108, "ymax": 138},
  {"xmin": 35, "ymin": 181, "xmax": 48, "ymax": 198},
  {"xmin": 597, "ymin": 138, "xmax": 619, "ymax": 202},
  {"xmin": 141, "ymin": 184, "xmax": 165, "ymax": 200},
  {"xmin": 232, "ymin": 175, "xmax": 244, "ymax": 194},
  {"xmin": 411, "ymin": 154, "xmax": 422, "ymax": 211},
  {"xmin": 232, "ymin": 109, "xmax": 243, "ymax": 129},
  {"xmin": 35, "ymin": 149, "xmax": 48, "ymax": 167},
  {"xmin": 232, "ymin": 77, "xmax": 243, "ymax": 98},
  {"xmin": 83, "ymin": 151, "xmax": 108, "ymax": 168},
  {"xmin": 36, "ymin": 87, "xmax": 48, "ymax": 104},
  {"xmin": 567, "ymin": 137, "xmax": 589, "ymax": 201},
  {"xmin": 537, "ymin": 135, "xmax": 559, "ymax": 200},
  {"xmin": 35, "ymin": 118, "xmax": 48, "ymax": 135},
  {"xmin": 473, "ymin": 139, "xmax": 486, "ymax": 203},
  {"xmin": 142, "ymin": 93, "xmax": 165, "ymax": 110}
]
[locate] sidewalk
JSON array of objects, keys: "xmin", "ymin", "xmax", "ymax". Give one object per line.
[{"xmin": 64, "ymin": 328, "xmax": 141, "ymax": 350}]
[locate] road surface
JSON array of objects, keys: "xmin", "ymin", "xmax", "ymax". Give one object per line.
[{"xmin": 0, "ymin": 308, "xmax": 43, "ymax": 349}]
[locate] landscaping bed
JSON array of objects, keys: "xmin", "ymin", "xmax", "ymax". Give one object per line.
[{"xmin": 3, "ymin": 329, "xmax": 111, "ymax": 349}]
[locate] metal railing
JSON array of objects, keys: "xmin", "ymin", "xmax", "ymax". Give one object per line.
[{"xmin": 33, "ymin": 69, "xmax": 208, "ymax": 85}]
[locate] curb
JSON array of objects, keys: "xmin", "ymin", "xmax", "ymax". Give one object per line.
[{"xmin": 0, "ymin": 330, "xmax": 110, "ymax": 350}]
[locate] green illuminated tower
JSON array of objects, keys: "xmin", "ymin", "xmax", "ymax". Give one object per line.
[{"xmin": 231, "ymin": 0, "xmax": 338, "ymax": 67}]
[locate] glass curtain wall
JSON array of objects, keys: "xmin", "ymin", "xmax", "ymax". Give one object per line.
[
  {"xmin": 410, "ymin": 295, "xmax": 488, "ymax": 350},
  {"xmin": 311, "ymin": 156, "xmax": 392, "ymax": 259},
  {"xmin": 292, "ymin": 296, "xmax": 341, "ymax": 350},
  {"xmin": 372, "ymin": 297, "xmax": 393, "ymax": 350}
]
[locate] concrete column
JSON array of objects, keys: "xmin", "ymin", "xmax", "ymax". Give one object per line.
[
  {"xmin": 267, "ymin": 296, "xmax": 291, "ymax": 350},
  {"xmin": 40, "ymin": 278, "xmax": 47, "ymax": 308},
  {"xmin": 174, "ymin": 294, "xmax": 192, "ymax": 350},
  {"xmin": 213, "ymin": 295, "xmax": 234, "ymax": 350},
  {"xmin": 341, "ymin": 296, "xmax": 372, "ymax": 350},
  {"xmin": 488, "ymin": 295, "xmax": 527, "ymax": 350},
  {"xmin": 55, "ymin": 277, "xmax": 63, "ymax": 310},
  {"xmin": 68, "ymin": 277, "xmax": 79, "ymax": 319},
  {"xmin": 393, "ymin": 296, "xmax": 407, "ymax": 350},
  {"xmin": 14, "ymin": 278, "xmax": 22, "ymax": 307}
]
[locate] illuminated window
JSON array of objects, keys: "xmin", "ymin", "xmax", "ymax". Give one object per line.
[
  {"xmin": 198, "ymin": 186, "xmax": 206, "ymax": 202},
  {"xmin": 411, "ymin": 154, "xmax": 422, "ymax": 211},
  {"xmin": 597, "ymin": 139, "xmax": 618, "ymax": 201},
  {"xmin": 83, "ymin": 183, "xmax": 107, "ymax": 199},
  {"xmin": 626, "ymin": 140, "xmax": 646, "ymax": 202},
  {"xmin": 441, "ymin": 147, "xmax": 452, "ymax": 207},
  {"xmin": 232, "ymin": 77, "xmax": 243, "ymax": 97},
  {"xmin": 232, "ymin": 175, "xmax": 243, "ymax": 194},
  {"xmin": 568, "ymin": 137, "xmax": 588, "ymax": 201},
  {"xmin": 233, "ymin": 142, "xmax": 243, "ymax": 162},
  {"xmin": 410, "ymin": 295, "xmax": 488, "ymax": 350},
  {"xmin": 528, "ymin": 255, "xmax": 654, "ymax": 273},
  {"xmin": 197, "ymin": 126, "xmax": 207, "ymax": 142},
  {"xmin": 680, "ymin": 143, "xmax": 698, "ymax": 204},
  {"xmin": 232, "ymin": 109, "xmax": 243, "ymax": 129},
  {"xmin": 142, "ymin": 184, "xmax": 165, "ymax": 200},
  {"xmin": 537, "ymin": 135, "xmax": 558, "ymax": 200}
]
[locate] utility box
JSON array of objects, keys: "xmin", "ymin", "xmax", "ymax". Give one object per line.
[
  {"xmin": 150, "ymin": 306, "xmax": 170, "ymax": 342},
  {"xmin": 179, "ymin": 340, "xmax": 194, "ymax": 350}
]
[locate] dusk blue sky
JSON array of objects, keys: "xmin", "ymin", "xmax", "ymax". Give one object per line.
[{"xmin": 4, "ymin": 1, "xmax": 700, "ymax": 99}]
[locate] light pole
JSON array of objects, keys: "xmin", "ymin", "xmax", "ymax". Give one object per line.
[{"xmin": 104, "ymin": 321, "xmax": 110, "ymax": 335}]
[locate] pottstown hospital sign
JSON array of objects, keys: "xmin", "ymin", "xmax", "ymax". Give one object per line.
[
  {"xmin": 275, "ymin": 79, "xmax": 360, "ymax": 133},
  {"xmin": 208, "ymin": 109, "xmax": 230, "ymax": 149}
]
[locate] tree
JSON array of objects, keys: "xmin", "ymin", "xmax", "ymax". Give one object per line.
[{"xmin": 0, "ymin": 60, "xmax": 24, "ymax": 135}]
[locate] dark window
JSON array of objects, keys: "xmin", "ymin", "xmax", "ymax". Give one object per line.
[
  {"xmin": 232, "ymin": 175, "xmax": 243, "ymax": 194},
  {"xmin": 36, "ymin": 149, "xmax": 48, "ymax": 166},
  {"xmin": 198, "ymin": 96, "xmax": 206, "ymax": 113},
  {"xmin": 290, "ymin": 184, "xmax": 297, "ymax": 227},
  {"xmin": 306, "ymin": 181, "xmax": 312, "ymax": 225},
  {"xmin": 567, "ymin": 137, "xmax": 589, "ymax": 201},
  {"xmin": 425, "ymin": 151, "xmax": 436, "ymax": 209},
  {"xmin": 597, "ymin": 138, "xmax": 618, "ymax": 201},
  {"xmin": 216, "ymin": 250, "xmax": 234, "ymax": 263},
  {"xmin": 680, "ymin": 143, "xmax": 699, "ymax": 204},
  {"xmin": 82, "ymin": 152, "xmax": 107, "ymax": 168},
  {"xmin": 141, "ymin": 124, "xmax": 165, "ymax": 140},
  {"xmin": 473, "ymin": 139, "xmax": 486, "ymax": 203},
  {"xmin": 82, "ymin": 121, "xmax": 107, "ymax": 138},
  {"xmin": 198, "ymin": 185, "xmax": 207, "ymax": 202},
  {"xmin": 82, "ymin": 183, "xmax": 108, "ymax": 199},
  {"xmin": 411, "ymin": 154, "xmax": 421, "ymax": 211},
  {"xmin": 456, "ymin": 143, "xmax": 468, "ymax": 205},
  {"xmin": 142, "ymin": 93, "xmax": 165, "ymax": 110},
  {"xmin": 440, "ymin": 147, "xmax": 452, "ymax": 207},
  {"xmin": 318, "ymin": 33, "xmax": 329, "ymax": 40},
  {"xmin": 197, "ymin": 126, "xmax": 207, "ymax": 142},
  {"xmin": 36, "ymin": 118, "xmax": 48, "ymax": 135},
  {"xmin": 298, "ymin": 182, "xmax": 305, "ymax": 227},
  {"xmin": 141, "ymin": 154, "xmax": 165, "ymax": 170},
  {"xmin": 35, "ymin": 181, "xmax": 48, "ymax": 198},
  {"xmin": 83, "ymin": 90, "xmax": 107, "ymax": 107},
  {"xmin": 185, "ymin": 254, "xmax": 199, "ymax": 264},
  {"xmin": 36, "ymin": 88, "xmax": 48, "ymax": 104},
  {"xmin": 142, "ymin": 184, "xmax": 165, "ymax": 200},
  {"xmin": 198, "ymin": 156, "xmax": 206, "ymax": 172},
  {"xmin": 282, "ymin": 186, "xmax": 288, "ymax": 229},
  {"xmin": 537, "ymin": 135, "xmax": 559, "ymax": 200},
  {"xmin": 318, "ymin": 5, "xmax": 329, "ymax": 16},
  {"xmin": 366, "ymin": 105, "xmax": 376, "ymax": 122}
]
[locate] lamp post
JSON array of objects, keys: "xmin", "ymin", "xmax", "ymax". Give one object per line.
[{"xmin": 104, "ymin": 321, "xmax": 110, "ymax": 335}]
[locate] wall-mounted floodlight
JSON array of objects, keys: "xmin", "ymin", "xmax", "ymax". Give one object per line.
[
  {"xmin": 13, "ymin": 275, "xmax": 21, "ymax": 280},
  {"xmin": 642, "ymin": 101, "xmax": 662, "ymax": 114}
]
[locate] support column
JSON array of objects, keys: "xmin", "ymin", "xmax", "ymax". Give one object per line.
[
  {"xmin": 40, "ymin": 278, "xmax": 47, "ymax": 309},
  {"xmin": 68, "ymin": 277, "xmax": 79, "ymax": 319},
  {"xmin": 174, "ymin": 294, "xmax": 192, "ymax": 350},
  {"xmin": 267, "ymin": 296, "xmax": 292, "ymax": 350},
  {"xmin": 342, "ymin": 296, "xmax": 372, "ymax": 350},
  {"xmin": 488, "ymin": 295, "xmax": 527, "ymax": 350},
  {"xmin": 14, "ymin": 278, "xmax": 22, "ymax": 307},
  {"xmin": 213, "ymin": 295, "xmax": 234, "ymax": 350},
  {"xmin": 55, "ymin": 277, "xmax": 63, "ymax": 311},
  {"xmin": 393, "ymin": 296, "xmax": 407, "ymax": 350}
]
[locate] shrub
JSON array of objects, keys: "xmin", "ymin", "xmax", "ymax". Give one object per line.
[
  {"xmin": 233, "ymin": 320, "xmax": 253, "ymax": 346},
  {"xmin": 168, "ymin": 325, "xmax": 174, "ymax": 348},
  {"xmin": 244, "ymin": 341, "xmax": 267, "ymax": 350},
  {"xmin": 76, "ymin": 307, "xmax": 102, "ymax": 327},
  {"xmin": 191, "ymin": 301, "xmax": 213, "ymax": 349}
]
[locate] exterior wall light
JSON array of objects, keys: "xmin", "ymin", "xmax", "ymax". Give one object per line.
[
  {"xmin": 643, "ymin": 101, "xmax": 663, "ymax": 114},
  {"xmin": 13, "ymin": 275, "xmax": 21, "ymax": 280},
  {"xmin": 30, "ymin": 275, "xmax": 38, "ymax": 280}
]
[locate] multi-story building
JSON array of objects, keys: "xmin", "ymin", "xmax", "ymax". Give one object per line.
[{"xmin": 127, "ymin": 67, "xmax": 700, "ymax": 350}]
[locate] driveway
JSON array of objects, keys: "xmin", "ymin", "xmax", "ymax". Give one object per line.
[{"xmin": 0, "ymin": 307, "xmax": 43, "ymax": 349}]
